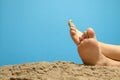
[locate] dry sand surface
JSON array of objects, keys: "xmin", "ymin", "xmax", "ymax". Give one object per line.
[{"xmin": 0, "ymin": 61, "xmax": 120, "ymax": 80}]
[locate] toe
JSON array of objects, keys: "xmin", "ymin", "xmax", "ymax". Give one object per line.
[
  {"xmin": 84, "ymin": 31, "xmax": 89, "ymax": 38},
  {"xmin": 70, "ymin": 27, "xmax": 80, "ymax": 45},
  {"xmin": 79, "ymin": 36, "xmax": 83, "ymax": 42},
  {"xmin": 87, "ymin": 28, "xmax": 96, "ymax": 38},
  {"xmin": 70, "ymin": 27, "xmax": 76, "ymax": 35},
  {"xmin": 68, "ymin": 20, "xmax": 76, "ymax": 28},
  {"xmin": 82, "ymin": 31, "xmax": 87, "ymax": 39}
]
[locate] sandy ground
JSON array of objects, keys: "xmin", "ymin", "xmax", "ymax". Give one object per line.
[{"xmin": 0, "ymin": 61, "xmax": 120, "ymax": 80}]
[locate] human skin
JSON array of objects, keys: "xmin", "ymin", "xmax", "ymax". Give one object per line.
[
  {"xmin": 99, "ymin": 42, "xmax": 120, "ymax": 61},
  {"xmin": 68, "ymin": 20, "xmax": 120, "ymax": 66}
]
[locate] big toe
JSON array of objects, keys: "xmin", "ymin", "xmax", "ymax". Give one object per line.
[
  {"xmin": 68, "ymin": 20, "xmax": 76, "ymax": 28},
  {"xmin": 70, "ymin": 27, "xmax": 76, "ymax": 35},
  {"xmin": 70, "ymin": 27, "xmax": 80, "ymax": 45},
  {"xmin": 87, "ymin": 28, "xmax": 96, "ymax": 38}
]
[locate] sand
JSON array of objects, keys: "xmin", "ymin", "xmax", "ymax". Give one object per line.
[{"xmin": 0, "ymin": 61, "xmax": 120, "ymax": 80}]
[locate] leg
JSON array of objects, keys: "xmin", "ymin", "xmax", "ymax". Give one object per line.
[{"xmin": 100, "ymin": 42, "xmax": 120, "ymax": 61}]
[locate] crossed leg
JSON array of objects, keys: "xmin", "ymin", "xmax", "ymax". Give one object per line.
[{"xmin": 68, "ymin": 20, "xmax": 120, "ymax": 66}]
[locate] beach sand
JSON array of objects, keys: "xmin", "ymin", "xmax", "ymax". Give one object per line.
[{"xmin": 0, "ymin": 61, "xmax": 120, "ymax": 80}]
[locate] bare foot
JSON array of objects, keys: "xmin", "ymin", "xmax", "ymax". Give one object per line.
[
  {"xmin": 78, "ymin": 28, "xmax": 120, "ymax": 66},
  {"xmin": 68, "ymin": 20, "xmax": 82, "ymax": 45},
  {"xmin": 68, "ymin": 20, "xmax": 120, "ymax": 66}
]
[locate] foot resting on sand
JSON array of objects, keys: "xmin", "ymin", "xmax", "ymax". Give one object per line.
[{"xmin": 68, "ymin": 20, "xmax": 120, "ymax": 66}]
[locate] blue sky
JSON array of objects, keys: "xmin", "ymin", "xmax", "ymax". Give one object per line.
[{"xmin": 0, "ymin": 0, "xmax": 120, "ymax": 66}]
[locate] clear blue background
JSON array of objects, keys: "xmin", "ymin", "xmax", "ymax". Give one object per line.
[{"xmin": 0, "ymin": 0, "xmax": 120, "ymax": 66}]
